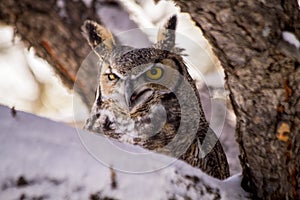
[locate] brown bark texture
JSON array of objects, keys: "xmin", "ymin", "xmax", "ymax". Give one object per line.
[
  {"xmin": 0, "ymin": 0, "xmax": 138, "ymax": 108},
  {"xmin": 173, "ymin": 0, "xmax": 300, "ymax": 199}
]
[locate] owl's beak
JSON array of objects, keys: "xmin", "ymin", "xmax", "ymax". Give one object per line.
[
  {"xmin": 125, "ymin": 79, "xmax": 153, "ymax": 110},
  {"xmin": 125, "ymin": 79, "xmax": 133, "ymax": 108}
]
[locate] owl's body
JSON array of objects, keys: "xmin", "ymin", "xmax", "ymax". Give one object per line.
[{"xmin": 83, "ymin": 16, "xmax": 230, "ymax": 179}]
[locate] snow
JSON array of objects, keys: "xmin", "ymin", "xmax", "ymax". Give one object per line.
[
  {"xmin": 222, "ymin": 174, "xmax": 249, "ymax": 199},
  {"xmin": 82, "ymin": 0, "xmax": 93, "ymax": 8},
  {"xmin": 282, "ymin": 31, "xmax": 300, "ymax": 49},
  {"xmin": 0, "ymin": 27, "xmax": 39, "ymax": 109},
  {"xmin": 0, "ymin": 105, "xmax": 249, "ymax": 199},
  {"xmin": 0, "ymin": 105, "xmax": 108, "ymax": 199},
  {"xmin": 118, "ymin": 0, "xmax": 155, "ymax": 29},
  {"xmin": 56, "ymin": 0, "xmax": 67, "ymax": 18},
  {"xmin": 0, "ymin": 26, "xmax": 80, "ymax": 123}
]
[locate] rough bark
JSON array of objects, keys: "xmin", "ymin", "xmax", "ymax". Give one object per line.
[
  {"xmin": 0, "ymin": 0, "xmax": 139, "ymax": 108},
  {"xmin": 173, "ymin": 0, "xmax": 300, "ymax": 199}
]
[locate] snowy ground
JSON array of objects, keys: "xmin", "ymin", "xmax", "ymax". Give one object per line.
[{"xmin": 0, "ymin": 105, "xmax": 248, "ymax": 199}]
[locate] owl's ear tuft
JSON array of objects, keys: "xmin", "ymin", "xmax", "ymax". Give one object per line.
[
  {"xmin": 163, "ymin": 15, "xmax": 177, "ymax": 31},
  {"xmin": 154, "ymin": 15, "xmax": 177, "ymax": 51},
  {"xmin": 81, "ymin": 20, "xmax": 115, "ymax": 52}
]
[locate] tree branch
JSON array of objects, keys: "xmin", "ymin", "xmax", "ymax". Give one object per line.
[
  {"xmin": 0, "ymin": 105, "xmax": 249, "ymax": 199},
  {"xmin": 0, "ymin": 0, "xmax": 139, "ymax": 108}
]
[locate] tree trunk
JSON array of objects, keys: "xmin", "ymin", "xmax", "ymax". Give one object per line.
[{"xmin": 173, "ymin": 0, "xmax": 300, "ymax": 199}]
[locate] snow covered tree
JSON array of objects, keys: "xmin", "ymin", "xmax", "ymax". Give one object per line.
[{"xmin": 1, "ymin": 0, "xmax": 299, "ymax": 199}]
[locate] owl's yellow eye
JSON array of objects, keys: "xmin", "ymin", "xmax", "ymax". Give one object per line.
[
  {"xmin": 146, "ymin": 67, "xmax": 164, "ymax": 80},
  {"xmin": 107, "ymin": 73, "xmax": 118, "ymax": 81}
]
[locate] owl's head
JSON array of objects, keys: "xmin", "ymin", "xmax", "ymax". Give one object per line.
[{"xmin": 82, "ymin": 16, "xmax": 201, "ymax": 148}]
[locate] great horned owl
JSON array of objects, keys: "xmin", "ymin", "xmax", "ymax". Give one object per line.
[{"xmin": 82, "ymin": 16, "xmax": 230, "ymax": 179}]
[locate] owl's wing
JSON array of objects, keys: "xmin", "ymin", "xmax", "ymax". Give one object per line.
[
  {"xmin": 202, "ymin": 128, "xmax": 230, "ymax": 179},
  {"xmin": 181, "ymin": 127, "xmax": 230, "ymax": 180}
]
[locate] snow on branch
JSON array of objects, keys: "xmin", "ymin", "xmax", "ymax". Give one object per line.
[
  {"xmin": 0, "ymin": 105, "xmax": 248, "ymax": 199},
  {"xmin": 283, "ymin": 31, "xmax": 300, "ymax": 49},
  {"xmin": 280, "ymin": 31, "xmax": 300, "ymax": 63}
]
